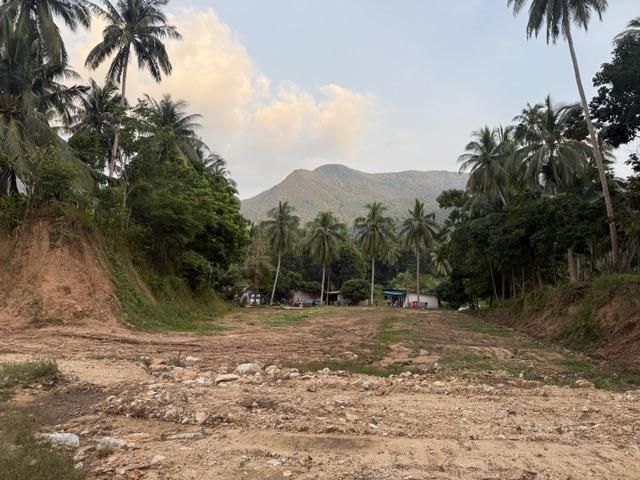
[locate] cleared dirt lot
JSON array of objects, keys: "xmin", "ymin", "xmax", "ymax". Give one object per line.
[{"xmin": 1, "ymin": 307, "xmax": 639, "ymax": 479}]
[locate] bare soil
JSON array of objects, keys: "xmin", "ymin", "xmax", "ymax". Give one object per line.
[{"xmin": 1, "ymin": 307, "xmax": 640, "ymax": 479}]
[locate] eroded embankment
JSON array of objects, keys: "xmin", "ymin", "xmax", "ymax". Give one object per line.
[{"xmin": 488, "ymin": 275, "xmax": 640, "ymax": 369}]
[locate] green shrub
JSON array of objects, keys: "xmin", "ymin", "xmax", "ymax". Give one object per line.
[{"xmin": 340, "ymin": 279, "xmax": 370, "ymax": 305}]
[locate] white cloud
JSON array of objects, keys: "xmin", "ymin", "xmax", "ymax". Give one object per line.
[{"xmin": 65, "ymin": 8, "xmax": 376, "ymax": 197}]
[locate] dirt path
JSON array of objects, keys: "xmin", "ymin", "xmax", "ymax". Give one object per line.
[{"xmin": 1, "ymin": 307, "xmax": 639, "ymax": 479}]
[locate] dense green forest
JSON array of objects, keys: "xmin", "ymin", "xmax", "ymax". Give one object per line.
[{"xmin": 1, "ymin": 0, "xmax": 639, "ymax": 316}]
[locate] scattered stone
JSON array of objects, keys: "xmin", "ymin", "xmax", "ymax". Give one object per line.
[
  {"xmin": 215, "ymin": 374, "xmax": 240, "ymax": 384},
  {"xmin": 98, "ymin": 437, "xmax": 129, "ymax": 450},
  {"xmin": 307, "ymin": 384, "xmax": 317, "ymax": 392},
  {"xmin": 267, "ymin": 458, "xmax": 283, "ymax": 466},
  {"xmin": 73, "ymin": 446, "xmax": 93, "ymax": 462},
  {"xmin": 362, "ymin": 381, "xmax": 371, "ymax": 390},
  {"xmin": 40, "ymin": 432, "xmax": 80, "ymax": 448},
  {"xmin": 575, "ymin": 379, "xmax": 595, "ymax": 389},
  {"xmin": 265, "ymin": 365, "xmax": 280, "ymax": 376},
  {"xmin": 160, "ymin": 432, "xmax": 205, "ymax": 441},
  {"xmin": 235, "ymin": 363, "xmax": 262, "ymax": 375},
  {"xmin": 195, "ymin": 411, "xmax": 209, "ymax": 425},
  {"xmin": 150, "ymin": 454, "xmax": 166, "ymax": 466}
]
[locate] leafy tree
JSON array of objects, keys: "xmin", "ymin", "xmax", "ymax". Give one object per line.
[
  {"xmin": 591, "ymin": 20, "xmax": 640, "ymax": 148},
  {"xmin": 308, "ymin": 211, "xmax": 346, "ymax": 304},
  {"xmin": 86, "ymin": 0, "xmax": 181, "ymax": 176},
  {"xmin": 340, "ymin": 279, "xmax": 369, "ymax": 305},
  {"xmin": 400, "ymin": 199, "xmax": 438, "ymax": 305},
  {"xmin": 354, "ymin": 202, "xmax": 394, "ymax": 305},
  {"xmin": 508, "ymin": 0, "xmax": 620, "ymax": 268},
  {"xmin": 264, "ymin": 201, "xmax": 299, "ymax": 305}
]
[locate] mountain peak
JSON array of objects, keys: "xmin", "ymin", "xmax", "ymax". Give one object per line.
[{"xmin": 242, "ymin": 164, "xmax": 467, "ymax": 223}]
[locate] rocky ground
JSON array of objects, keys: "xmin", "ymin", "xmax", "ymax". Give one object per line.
[{"xmin": 1, "ymin": 307, "xmax": 639, "ymax": 479}]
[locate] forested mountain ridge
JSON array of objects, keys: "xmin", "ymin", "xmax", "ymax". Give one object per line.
[{"xmin": 241, "ymin": 164, "xmax": 468, "ymax": 223}]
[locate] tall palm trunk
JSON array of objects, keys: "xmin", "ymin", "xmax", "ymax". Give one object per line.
[
  {"xmin": 109, "ymin": 59, "xmax": 128, "ymax": 177},
  {"xmin": 370, "ymin": 256, "xmax": 375, "ymax": 306},
  {"xmin": 563, "ymin": 19, "xmax": 620, "ymax": 269},
  {"xmin": 416, "ymin": 247, "xmax": 420, "ymax": 308},
  {"xmin": 270, "ymin": 250, "xmax": 281, "ymax": 306},
  {"xmin": 320, "ymin": 264, "xmax": 326, "ymax": 306}
]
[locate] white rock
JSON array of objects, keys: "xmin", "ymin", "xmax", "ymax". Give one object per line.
[
  {"xmin": 41, "ymin": 433, "xmax": 80, "ymax": 448},
  {"xmin": 97, "ymin": 437, "xmax": 127, "ymax": 450},
  {"xmin": 150, "ymin": 454, "xmax": 166, "ymax": 465},
  {"xmin": 235, "ymin": 363, "xmax": 262, "ymax": 375},
  {"xmin": 215, "ymin": 373, "xmax": 240, "ymax": 384}
]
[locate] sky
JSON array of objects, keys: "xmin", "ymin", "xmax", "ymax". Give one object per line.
[{"xmin": 64, "ymin": 0, "xmax": 639, "ymax": 198}]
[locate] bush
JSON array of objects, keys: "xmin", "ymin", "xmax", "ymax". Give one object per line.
[{"xmin": 340, "ymin": 279, "xmax": 370, "ymax": 305}]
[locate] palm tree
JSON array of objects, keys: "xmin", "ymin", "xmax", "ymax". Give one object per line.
[
  {"xmin": 72, "ymin": 78, "xmax": 120, "ymax": 134},
  {"xmin": 513, "ymin": 96, "xmax": 592, "ymax": 194},
  {"xmin": 400, "ymin": 199, "xmax": 438, "ymax": 307},
  {"xmin": 264, "ymin": 201, "xmax": 299, "ymax": 306},
  {"xmin": 615, "ymin": 17, "xmax": 640, "ymax": 42},
  {"xmin": 0, "ymin": 0, "xmax": 91, "ymax": 63},
  {"xmin": 431, "ymin": 243, "xmax": 452, "ymax": 277},
  {"xmin": 0, "ymin": 15, "xmax": 81, "ymax": 195},
  {"xmin": 354, "ymin": 202, "xmax": 394, "ymax": 306},
  {"xmin": 85, "ymin": 0, "xmax": 181, "ymax": 177},
  {"xmin": 458, "ymin": 127, "xmax": 510, "ymax": 206},
  {"xmin": 308, "ymin": 211, "xmax": 346, "ymax": 305},
  {"xmin": 140, "ymin": 94, "xmax": 204, "ymax": 166},
  {"xmin": 508, "ymin": 0, "xmax": 620, "ymax": 268}
]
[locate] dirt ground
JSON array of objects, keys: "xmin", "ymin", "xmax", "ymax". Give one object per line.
[{"xmin": 2, "ymin": 307, "xmax": 640, "ymax": 479}]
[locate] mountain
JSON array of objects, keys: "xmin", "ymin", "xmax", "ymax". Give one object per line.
[{"xmin": 241, "ymin": 164, "xmax": 468, "ymax": 224}]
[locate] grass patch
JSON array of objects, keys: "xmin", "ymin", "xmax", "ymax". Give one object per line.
[
  {"xmin": 456, "ymin": 316, "xmax": 513, "ymax": 338},
  {"xmin": 263, "ymin": 311, "xmax": 314, "ymax": 328},
  {"xmin": 554, "ymin": 357, "xmax": 640, "ymax": 391},
  {"xmin": 0, "ymin": 408, "xmax": 84, "ymax": 480},
  {"xmin": 0, "ymin": 360, "xmax": 58, "ymax": 390},
  {"xmin": 362, "ymin": 316, "xmax": 414, "ymax": 360},
  {"xmin": 438, "ymin": 350, "xmax": 542, "ymax": 381},
  {"xmin": 107, "ymin": 249, "xmax": 228, "ymax": 334}
]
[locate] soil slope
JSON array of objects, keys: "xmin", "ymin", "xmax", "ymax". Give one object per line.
[{"xmin": 0, "ymin": 220, "xmax": 121, "ymax": 331}]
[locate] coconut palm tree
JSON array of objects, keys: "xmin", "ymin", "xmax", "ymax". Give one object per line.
[
  {"xmin": 308, "ymin": 211, "xmax": 346, "ymax": 305},
  {"xmin": 85, "ymin": 0, "xmax": 181, "ymax": 177},
  {"xmin": 458, "ymin": 127, "xmax": 510, "ymax": 207},
  {"xmin": 513, "ymin": 96, "xmax": 592, "ymax": 194},
  {"xmin": 140, "ymin": 94, "xmax": 204, "ymax": 166},
  {"xmin": 264, "ymin": 201, "xmax": 299, "ymax": 306},
  {"xmin": 508, "ymin": 0, "xmax": 620, "ymax": 268},
  {"xmin": 615, "ymin": 16, "xmax": 640, "ymax": 42},
  {"xmin": 72, "ymin": 79, "xmax": 120, "ymax": 134},
  {"xmin": 0, "ymin": 15, "xmax": 81, "ymax": 195},
  {"xmin": 354, "ymin": 202, "xmax": 394, "ymax": 306},
  {"xmin": 430, "ymin": 243, "xmax": 452, "ymax": 277},
  {"xmin": 0, "ymin": 0, "xmax": 91, "ymax": 63},
  {"xmin": 400, "ymin": 199, "xmax": 438, "ymax": 307}
]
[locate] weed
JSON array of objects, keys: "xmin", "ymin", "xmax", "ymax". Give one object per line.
[
  {"xmin": 96, "ymin": 445, "xmax": 115, "ymax": 458},
  {"xmin": 106, "ymin": 249, "xmax": 227, "ymax": 334},
  {"xmin": 167, "ymin": 352, "xmax": 184, "ymax": 367},
  {"xmin": 456, "ymin": 316, "xmax": 513, "ymax": 337},
  {"xmin": 140, "ymin": 356, "xmax": 152, "ymax": 370},
  {"xmin": 0, "ymin": 360, "xmax": 59, "ymax": 390},
  {"xmin": 554, "ymin": 357, "xmax": 640, "ymax": 391},
  {"xmin": 0, "ymin": 408, "xmax": 84, "ymax": 480}
]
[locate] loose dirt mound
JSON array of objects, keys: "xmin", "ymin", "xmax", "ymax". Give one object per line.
[{"xmin": 0, "ymin": 219, "xmax": 121, "ymax": 331}]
